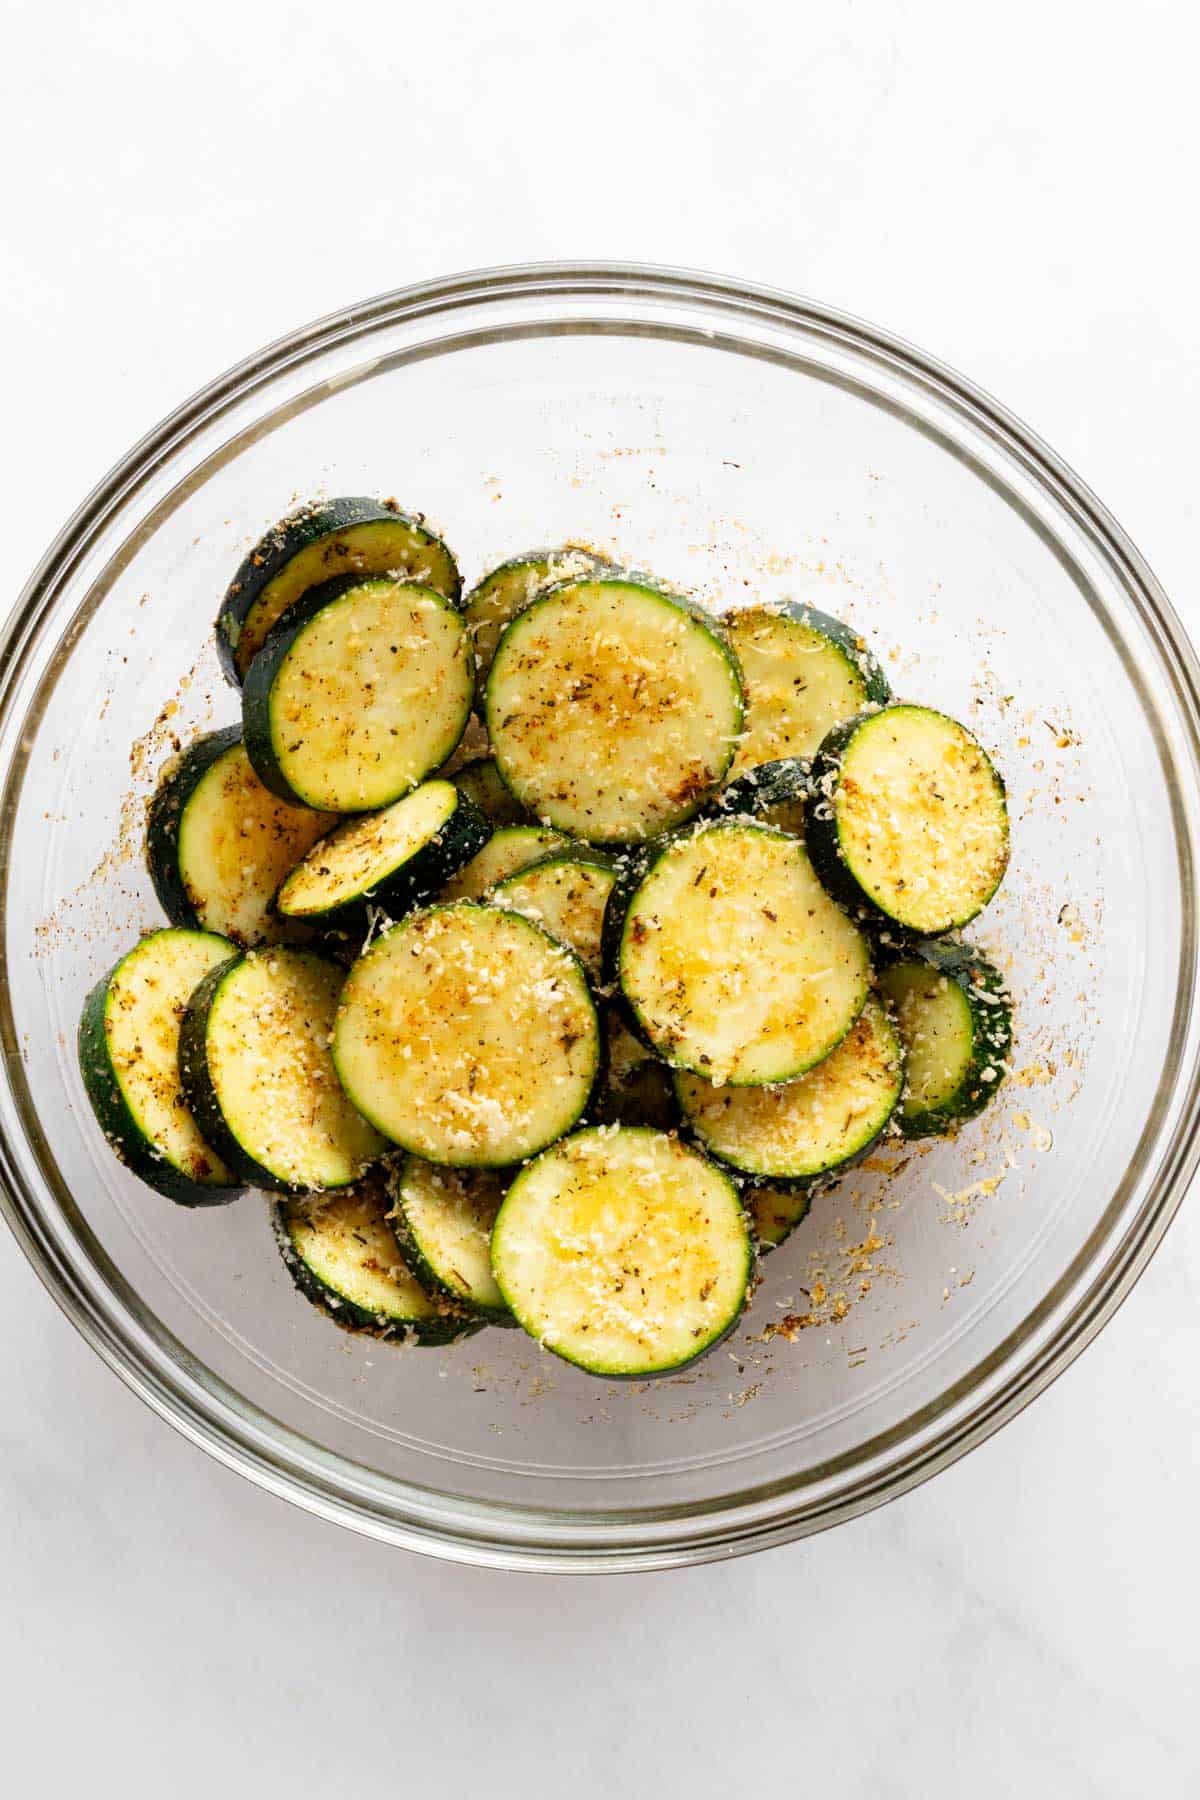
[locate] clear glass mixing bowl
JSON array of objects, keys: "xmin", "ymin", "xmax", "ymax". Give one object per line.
[{"xmin": 3, "ymin": 263, "xmax": 1199, "ymax": 1571}]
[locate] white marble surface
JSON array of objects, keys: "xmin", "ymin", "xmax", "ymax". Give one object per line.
[{"xmin": 3, "ymin": 2, "xmax": 1199, "ymax": 1791}]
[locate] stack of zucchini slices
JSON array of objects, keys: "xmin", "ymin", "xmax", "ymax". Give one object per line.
[{"xmin": 80, "ymin": 502, "xmax": 1015, "ymax": 1378}]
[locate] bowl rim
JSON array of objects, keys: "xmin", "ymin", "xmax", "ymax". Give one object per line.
[{"xmin": 4, "ymin": 259, "xmax": 1200, "ymax": 1572}]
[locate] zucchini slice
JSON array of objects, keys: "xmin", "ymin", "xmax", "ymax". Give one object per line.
[
  {"xmin": 491, "ymin": 1126, "xmax": 752, "ymax": 1378},
  {"xmin": 275, "ymin": 780, "xmax": 490, "ymax": 927},
  {"xmin": 451, "ymin": 755, "xmax": 529, "ymax": 827},
  {"xmin": 78, "ymin": 928, "xmax": 242, "ymax": 1205},
  {"xmin": 878, "ymin": 940, "xmax": 1013, "ymax": 1136},
  {"xmin": 441, "ymin": 823, "xmax": 569, "ymax": 901},
  {"xmin": 389, "ymin": 1157, "xmax": 511, "ymax": 1320},
  {"xmin": 591, "ymin": 1009, "xmax": 681, "ymax": 1132},
  {"xmin": 179, "ymin": 947, "xmax": 384, "ymax": 1191},
  {"xmin": 217, "ymin": 497, "xmax": 461, "ymax": 683},
  {"xmin": 675, "ymin": 995, "xmax": 903, "ymax": 1180},
  {"xmin": 806, "ymin": 705, "xmax": 1010, "ymax": 934},
  {"xmin": 275, "ymin": 1176, "xmax": 477, "ymax": 1341},
  {"xmin": 716, "ymin": 755, "xmax": 811, "ymax": 837},
  {"xmin": 747, "ymin": 1184, "xmax": 813, "ymax": 1253},
  {"xmin": 490, "ymin": 853, "xmax": 615, "ymax": 978},
  {"xmin": 464, "ymin": 546, "xmax": 611, "ymax": 703},
  {"xmin": 146, "ymin": 728, "xmax": 335, "ymax": 946},
  {"xmin": 333, "ymin": 903, "xmax": 600, "ymax": 1167},
  {"xmin": 486, "ymin": 578, "xmax": 744, "ymax": 843},
  {"xmin": 242, "ymin": 576, "xmax": 474, "ymax": 811},
  {"xmin": 724, "ymin": 602, "xmax": 890, "ymax": 775},
  {"xmin": 612, "ymin": 820, "xmax": 871, "ymax": 1086}
]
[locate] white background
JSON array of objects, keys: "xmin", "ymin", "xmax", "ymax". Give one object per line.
[{"xmin": 3, "ymin": 2, "xmax": 1199, "ymax": 1792}]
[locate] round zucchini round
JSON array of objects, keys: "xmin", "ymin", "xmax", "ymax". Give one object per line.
[
  {"xmin": 724, "ymin": 601, "xmax": 891, "ymax": 775},
  {"xmin": 675, "ymin": 995, "xmax": 903, "ymax": 1181},
  {"xmin": 242, "ymin": 575, "xmax": 474, "ymax": 811},
  {"xmin": 388, "ymin": 1157, "xmax": 513, "ymax": 1322},
  {"xmin": 441, "ymin": 823, "xmax": 570, "ymax": 901},
  {"xmin": 275, "ymin": 781, "xmax": 490, "ymax": 928},
  {"xmin": 146, "ymin": 728, "xmax": 335, "ymax": 946},
  {"xmin": 217, "ymin": 497, "xmax": 461, "ymax": 684},
  {"xmin": 490, "ymin": 852, "xmax": 615, "ymax": 979},
  {"xmin": 332, "ymin": 902, "xmax": 600, "ymax": 1168},
  {"xmin": 275, "ymin": 1176, "xmax": 479, "ymax": 1342},
  {"xmin": 806, "ymin": 705, "xmax": 1010, "ymax": 935},
  {"xmin": 178, "ymin": 946, "xmax": 385, "ymax": 1192},
  {"xmin": 485, "ymin": 577, "xmax": 745, "ymax": 843},
  {"xmin": 491, "ymin": 1126, "xmax": 753, "ymax": 1378},
  {"xmin": 746, "ymin": 1184, "xmax": 815, "ymax": 1253},
  {"xmin": 78, "ymin": 928, "xmax": 243, "ymax": 1206},
  {"xmin": 878, "ymin": 939, "xmax": 1013, "ymax": 1137},
  {"xmin": 610, "ymin": 819, "xmax": 872, "ymax": 1086}
]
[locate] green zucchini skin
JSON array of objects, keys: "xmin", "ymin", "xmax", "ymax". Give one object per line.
[
  {"xmin": 145, "ymin": 726, "xmax": 241, "ymax": 931},
  {"xmin": 272, "ymin": 1198, "xmax": 481, "ymax": 1343},
  {"xmin": 386, "ymin": 1157, "xmax": 516, "ymax": 1325},
  {"xmin": 241, "ymin": 574, "xmax": 473, "ymax": 809},
  {"xmin": 878, "ymin": 939, "xmax": 1014, "ymax": 1137},
  {"xmin": 176, "ymin": 955, "xmax": 283, "ymax": 1189},
  {"xmin": 451, "ymin": 756, "xmax": 530, "ymax": 827},
  {"xmin": 597, "ymin": 842, "xmax": 659, "ymax": 1048},
  {"xmin": 745, "ymin": 1182, "xmax": 814, "ymax": 1252},
  {"xmin": 805, "ymin": 708, "xmax": 1009, "ymax": 934},
  {"xmin": 78, "ymin": 940, "xmax": 243, "ymax": 1208},
  {"xmin": 463, "ymin": 547, "xmax": 616, "ymax": 705},
  {"xmin": 276, "ymin": 785, "xmax": 492, "ymax": 929},
  {"xmin": 216, "ymin": 497, "xmax": 461, "ymax": 685},
  {"xmin": 770, "ymin": 601, "xmax": 891, "ymax": 704},
  {"xmin": 715, "ymin": 755, "xmax": 812, "ymax": 828}
]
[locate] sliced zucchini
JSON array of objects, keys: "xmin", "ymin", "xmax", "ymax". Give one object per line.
[
  {"xmin": 807, "ymin": 705, "xmax": 1010, "ymax": 934},
  {"xmin": 441, "ymin": 823, "xmax": 569, "ymax": 901},
  {"xmin": 217, "ymin": 497, "xmax": 461, "ymax": 683},
  {"xmin": 333, "ymin": 903, "xmax": 599, "ymax": 1167},
  {"xmin": 179, "ymin": 947, "xmax": 384, "ymax": 1191},
  {"xmin": 451, "ymin": 755, "xmax": 528, "ymax": 827},
  {"xmin": 146, "ymin": 728, "xmax": 335, "ymax": 946},
  {"xmin": 611, "ymin": 820, "xmax": 871, "ymax": 1086},
  {"xmin": 490, "ymin": 853, "xmax": 615, "ymax": 978},
  {"xmin": 747, "ymin": 1185, "xmax": 813, "ymax": 1253},
  {"xmin": 591, "ymin": 1009, "xmax": 680, "ymax": 1132},
  {"xmin": 275, "ymin": 780, "xmax": 490, "ymax": 927},
  {"xmin": 676, "ymin": 996, "xmax": 902, "ymax": 1181},
  {"xmin": 389, "ymin": 1157, "xmax": 511, "ymax": 1320},
  {"xmin": 275, "ymin": 1175, "xmax": 477, "ymax": 1341},
  {"xmin": 878, "ymin": 940, "xmax": 1013, "ymax": 1137},
  {"xmin": 486, "ymin": 578, "xmax": 744, "ymax": 843},
  {"xmin": 716, "ymin": 755, "xmax": 811, "ymax": 837},
  {"xmin": 78, "ymin": 928, "xmax": 242, "ymax": 1206},
  {"xmin": 242, "ymin": 575, "xmax": 473, "ymax": 811},
  {"xmin": 464, "ymin": 546, "xmax": 611, "ymax": 703},
  {"xmin": 491, "ymin": 1126, "xmax": 752, "ymax": 1378},
  {"xmin": 724, "ymin": 603, "xmax": 890, "ymax": 776}
]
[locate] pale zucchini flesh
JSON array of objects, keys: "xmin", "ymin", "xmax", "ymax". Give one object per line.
[
  {"xmin": 78, "ymin": 929, "xmax": 240, "ymax": 1204},
  {"xmin": 441, "ymin": 824, "xmax": 569, "ymax": 901},
  {"xmin": 464, "ymin": 547, "xmax": 609, "ymax": 702},
  {"xmin": 276, "ymin": 1176, "xmax": 475, "ymax": 1341},
  {"xmin": 243, "ymin": 577, "xmax": 474, "ymax": 811},
  {"xmin": 333, "ymin": 903, "xmax": 599, "ymax": 1167},
  {"xmin": 618, "ymin": 821, "xmax": 871, "ymax": 1085},
  {"xmin": 275, "ymin": 781, "xmax": 488, "ymax": 923},
  {"xmin": 180, "ymin": 948, "xmax": 384, "ymax": 1191},
  {"xmin": 809, "ymin": 705, "xmax": 1009, "ymax": 934},
  {"xmin": 390, "ymin": 1157, "xmax": 511, "ymax": 1318},
  {"xmin": 747, "ymin": 1184, "xmax": 814, "ymax": 1252},
  {"xmin": 724, "ymin": 603, "xmax": 890, "ymax": 775},
  {"xmin": 676, "ymin": 996, "xmax": 903, "ymax": 1180},
  {"xmin": 491, "ymin": 854, "xmax": 615, "ymax": 978},
  {"xmin": 149, "ymin": 731, "xmax": 335, "ymax": 946},
  {"xmin": 486, "ymin": 579, "xmax": 744, "ymax": 842},
  {"xmin": 492, "ymin": 1126, "xmax": 752, "ymax": 1378}
]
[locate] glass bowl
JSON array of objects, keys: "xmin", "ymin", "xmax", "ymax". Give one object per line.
[{"xmin": 4, "ymin": 262, "xmax": 1199, "ymax": 1572}]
